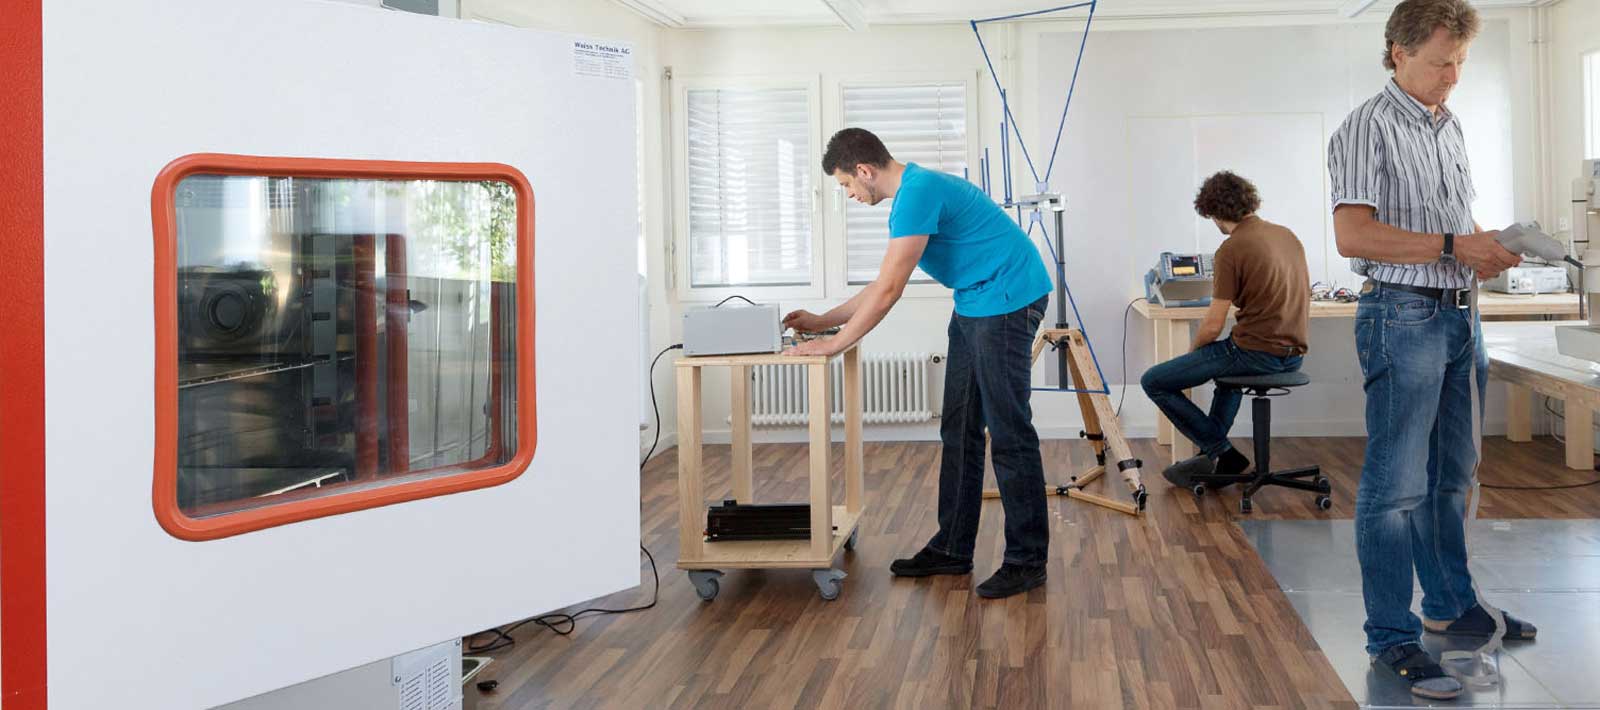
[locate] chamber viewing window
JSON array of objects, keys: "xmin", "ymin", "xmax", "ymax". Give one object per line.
[{"xmin": 153, "ymin": 156, "xmax": 535, "ymax": 540}]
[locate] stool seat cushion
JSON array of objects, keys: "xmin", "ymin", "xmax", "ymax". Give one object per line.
[{"xmin": 1215, "ymin": 372, "xmax": 1310, "ymax": 389}]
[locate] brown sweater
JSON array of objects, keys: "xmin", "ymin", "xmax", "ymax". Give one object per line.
[{"xmin": 1212, "ymin": 216, "xmax": 1310, "ymax": 356}]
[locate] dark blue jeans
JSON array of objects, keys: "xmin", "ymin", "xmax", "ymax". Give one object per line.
[
  {"xmin": 927, "ymin": 295, "xmax": 1049, "ymax": 567},
  {"xmin": 1140, "ymin": 338, "xmax": 1302, "ymax": 458},
  {"xmin": 1354, "ymin": 285, "xmax": 1483, "ymax": 655}
]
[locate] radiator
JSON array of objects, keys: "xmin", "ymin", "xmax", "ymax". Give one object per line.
[{"xmin": 747, "ymin": 352, "xmax": 935, "ymax": 426}]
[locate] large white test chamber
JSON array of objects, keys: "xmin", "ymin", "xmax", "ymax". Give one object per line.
[{"xmin": 2, "ymin": 1, "xmax": 641, "ymax": 708}]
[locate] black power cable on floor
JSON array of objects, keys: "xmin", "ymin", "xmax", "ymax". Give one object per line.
[
  {"xmin": 1480, "ymin": 476, "xmax": 1600, "ymax": 491},
  {"xmin": 466, "ymin": 343, "xmax": 683, "ymax": 654},
  {"xmin": 639, "ymin": 344, "xmax": 684, "ymax": 466}
]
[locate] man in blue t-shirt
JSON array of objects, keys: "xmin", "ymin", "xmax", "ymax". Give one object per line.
[{"xmin": 783, "ymin": 128, "xmax": 1053, "ymax": 599}]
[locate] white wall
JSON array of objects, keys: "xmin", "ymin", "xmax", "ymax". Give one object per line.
[
  {"xmin": 657, "ymin": 8, "xmax": 1542, "ymax": 443},
  {"xmin": 1022, "ymin": 11, "xmax": 1534, "ymax": 438},
  {"xmin": 1548, "ymin": 0, "xmax": 1600, "ymax": 218}
]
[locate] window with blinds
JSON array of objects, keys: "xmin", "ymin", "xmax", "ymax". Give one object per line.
[
  {"xmin": 686, "ymin": 86, "xmax": 814, "ymax": 288},
  {"xmin": 842, "ymin": 82, "xmax": 968, "ymax": 285}
]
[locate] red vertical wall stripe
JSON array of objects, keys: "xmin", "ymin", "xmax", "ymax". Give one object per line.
[{"xmin": 0, "ymin": 0, "xmax": 50, "ymax": 707}]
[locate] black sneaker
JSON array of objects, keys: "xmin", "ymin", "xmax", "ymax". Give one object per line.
[
  {"xmin": 975, "ymin": 563, "xmax": 1046, "ymax": 599},
  {"xmin": 1425, "ymin": 603, "xmax": 1538, "ymax": 640},
  {"xmin": 889, "ymin": 547, "xmax": 972, "ymax": 577},
  {"xmin": 1372, "ymin": 643, "xmax": 1462, "ymax": 700},
  {"xmin": 1161, "ymin": 455, "xmax": 1215, "ymax": 488}
]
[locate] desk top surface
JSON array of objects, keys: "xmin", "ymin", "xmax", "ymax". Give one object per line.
[
  {"xmin": 678, "ymin": 341, "xmax": 858, "ymax": 367},
  {"xmin": 1134, "ymin": 292, "xmax": 1579, "ymax": 320},
  {"xmin": 1484, "ymin": 322, "xmax": 1600, "ymax": 390}
]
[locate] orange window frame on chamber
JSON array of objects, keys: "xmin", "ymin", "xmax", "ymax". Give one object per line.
[{"xmin": 151, "ymin": 154, "xmax": 537, "ymax": 541}]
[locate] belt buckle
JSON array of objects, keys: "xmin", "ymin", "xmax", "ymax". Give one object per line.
[{"xmin": 1451, "ymin": 290, "xmax": 1471, "ymax": 309}]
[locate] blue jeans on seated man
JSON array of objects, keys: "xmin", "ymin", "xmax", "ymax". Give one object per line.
[
  {"xmin": 1140, "ymin": 337, "xmax": 1303, "ymax": 458},
  {"xmin": 927, "ymin": 295, "xmax": 1050, "ymax": 568},
  {"xmin": 1354, "ymin": 286, "xmax": 1483, "ymax": 656}
]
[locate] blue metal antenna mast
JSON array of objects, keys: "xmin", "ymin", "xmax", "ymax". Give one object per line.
[
  {"xmin": 970, "ymin": 2, "xmax": 1147, "ymax": 514},
  {"xmin": 970, "ymin": 1, "xmax": 1105, "ymax": 395}
]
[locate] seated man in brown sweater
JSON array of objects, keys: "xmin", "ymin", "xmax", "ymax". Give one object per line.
[{"xmin": 1140, "ymin": 171, "xmax": 1311, "ymax": 484}]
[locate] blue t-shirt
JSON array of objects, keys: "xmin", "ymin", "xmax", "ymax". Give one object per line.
[{"xmin": 887, "ymin": 163, "xmax": 1053, "ymax": 317}]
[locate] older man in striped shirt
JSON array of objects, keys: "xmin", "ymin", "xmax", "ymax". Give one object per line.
[{"xmin": 1328, "ymin": 0, "xmax": 1537, "ymax": 700}]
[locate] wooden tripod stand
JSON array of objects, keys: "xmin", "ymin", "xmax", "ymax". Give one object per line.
[{"xmin": 981, "ymin": 328, "xmax": 1148, "ymax": 516}]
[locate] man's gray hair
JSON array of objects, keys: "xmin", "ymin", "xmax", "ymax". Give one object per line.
[{"xmin": 1384, "ymin": 0, "xmax": 1480, "ymax": 71}]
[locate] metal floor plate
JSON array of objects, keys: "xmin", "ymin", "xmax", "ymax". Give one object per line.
[{"xmin": 1241, "ymin": 519, "xmax": 1600, "ymax": 709}]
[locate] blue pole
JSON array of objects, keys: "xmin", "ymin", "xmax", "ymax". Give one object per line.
[
  {"xmin": 999, "ymin": 120, "xmax": 1009, "ymax": 203},
  {"xmin": 1043, "ymin": 0, "xmax": 1097, "ymax": 183},
  {"xmin": 1002, "ymin": 89, "xmax": 1011, "ymax": 202},
  {"xmin": 981, "ymin": 150, "xmax": 990, "ymax": 197},
  {"xmin": 971, "ymin": 20, "xmax": 1041, "ymax": 184}
]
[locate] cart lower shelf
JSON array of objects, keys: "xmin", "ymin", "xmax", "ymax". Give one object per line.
[{"xmin": 678, "ymin": 506, "xmax": 861, "ymax": 570}]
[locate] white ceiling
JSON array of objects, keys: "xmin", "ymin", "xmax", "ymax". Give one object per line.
[{"xmin": 611, "ymin": 0, "xmax": 1546, "ymax": 29}]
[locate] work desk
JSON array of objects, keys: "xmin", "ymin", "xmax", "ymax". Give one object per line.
[
  {"xmin": 1133, "ymin": 292, "xmax": 1579, "ymax": 321},
  {"xmin": 1133, "ymin": 293, "xmax": 1580, "ymax": 463},
  {"xmin": 1485, "ymin": 322, "xmax": 1600, "ymax": 470}
]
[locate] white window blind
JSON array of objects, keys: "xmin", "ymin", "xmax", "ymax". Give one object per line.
[
  {"xmin": 686, "ymin": 87, "xmax": 814, "ymax": 288},
  {"xmin": 1587, "ymin": 51, "xmax": 1600, "ymax": 160},
  {"xmin": 842, "ymin": 83, "xmax": 968, "ymax": 285}
]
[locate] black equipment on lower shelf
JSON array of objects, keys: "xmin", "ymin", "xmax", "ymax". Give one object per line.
[{"xmin": 704, "ymin": 500, "xmax": 835, "ymax": 541}]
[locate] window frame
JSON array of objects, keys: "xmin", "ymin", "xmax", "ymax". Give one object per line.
[
  {"xmin": 672, "ymin": 75, "xmax": 826, "ymax": 303},
  {"xmin": 824, "ymin": 72, "xmax": 981, "ymax": 300},
  {"xmin": 150, "ymin": 153, "xmax": 538, "ymax": 541}
]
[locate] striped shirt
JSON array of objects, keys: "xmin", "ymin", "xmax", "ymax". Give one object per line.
[{"xmin": 1328, "ymin": 79, "xmax": 1477, "ymax": 289}]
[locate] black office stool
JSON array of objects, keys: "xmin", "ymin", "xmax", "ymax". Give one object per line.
[{"xmin": 1189, "ymin": 372, "xmax": 1331, "ymax": 514}]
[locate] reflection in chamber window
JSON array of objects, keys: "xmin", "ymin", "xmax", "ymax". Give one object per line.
[{"xmin": 173, "ymin": 174, "xmax": 521, "ymax": 519}]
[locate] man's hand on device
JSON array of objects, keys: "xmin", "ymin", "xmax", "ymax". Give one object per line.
[
  {"xmin": 783, "ymin": 309, "xmax": 828, "ymax": 333},
  {"xmin": 1455, "ymin": 230, "xmax": 1521, "ymax": 280}
]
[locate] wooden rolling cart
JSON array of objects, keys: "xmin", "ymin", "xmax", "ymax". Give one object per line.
[{"xmin": 674, "ymin": 343, "xmax": 865, "ymax": 601}]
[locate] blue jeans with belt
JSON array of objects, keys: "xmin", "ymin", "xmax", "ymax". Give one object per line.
[
  {"xmin": 1140, "ymin": 338, "xmax": 1303, "ymax": 458},
  {"xmin": 1354, "ymin": 284, "xmax": 1483, "ymax": 655},
  {"xmin": 927, "ymin": 295, "xmax": 1050, "ymax": 567}
]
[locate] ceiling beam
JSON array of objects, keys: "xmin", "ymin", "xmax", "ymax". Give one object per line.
[
  {"xmin": 611, "ymin": 0, "xmax": 686, "ymax": 28},
  {"xmin": 634, "ymin": 0, "xmax": 1540, "ymax": 30},
  {"xmin": 818, "ymin": 0, "xmax": 867, "ymax": 31}
]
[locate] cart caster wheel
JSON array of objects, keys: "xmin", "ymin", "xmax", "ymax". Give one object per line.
[
  {"xmin": 1316, "ymin": 495, "xmax": 1332, "ymax": 511},
  {"xmin": 844, "ymin": 530, "xmax": 859, "ymax": 552},
  {"xmin": 1191, "ymin": 483, "xmax": 1207, "ymax": 498},
  {"xmin": 813, "ymin": 569, "xmax": 846, "ymax": 601},
  {"xmin": 1239, "ymin": 498, "xmax": 1253, "ymax": 514},
  {"xmin": 688, "ymin": 570, "xmax": 723, "ymax": 602},
  {"xmin": 1134, "ymin": 486, "xmax": 1149, "ymax": 511}
]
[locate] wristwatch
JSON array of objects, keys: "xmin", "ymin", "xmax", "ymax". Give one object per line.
[{"xmin": 1441, "ymin": 232, "xmax": 1455, "ymax": 261}]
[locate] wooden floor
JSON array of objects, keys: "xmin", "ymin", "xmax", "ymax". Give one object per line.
[{"xmin": 463, "ymin": 436, "xmax": 1600, "ymax": 710}]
